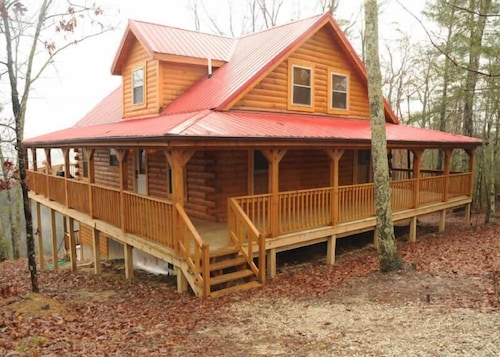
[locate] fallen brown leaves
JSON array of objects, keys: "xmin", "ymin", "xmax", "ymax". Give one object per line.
[{"xmin": 0, "ymin": 212, "xmax": 498, "ymax": 356}]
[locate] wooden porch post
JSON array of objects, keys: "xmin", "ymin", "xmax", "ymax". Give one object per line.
[
  {"xmin": 50, "ymin": 208, "xmax": 58, "ymax": 271},
  {"xmin": 266, "ymin": 248, "xmax": 277, "ymax": 279},
  {"xmin": 411, "ymin": 149, "xmax": 423, "ymax": 208},
  {"xmin": 325, "ymin": 149, "xmax": 344, "ymax": 225},
  {"xmin": 409, "ymin": 216, "xmax": 417, "ymax": 243},
  {"xmin": 117, "ymin": 149, "xmax": 129, "ymax": 231},
  {"xmin": 124, "ymin": 243, "xmax": 134, "ymax": 280},
  {"xmin": 326, "ymin": 235, "xmax": 337, "ymax": 265},
  {"xmin": 63, "ymin": 148, "xmax": 70, "ymax": 207},
  {"xmin": 85, "ymin": 149, "xmax": 95, "ymax": 218},
  {"xmin": 261, "ymin": 149, "xmax": 286, "ymax": 237},
  {"xmin": 68, "ymin": 217, "xmax": 77, "ymax": 272},
  {"xmin": 166, "ymin": 149, "xmax": 195, "ymax": 252},
  {"xmin": 92, "ymin": 227, "xmax": 102, "ymax": 275},
  {"xmin": 443, "ymin": 149, "xmax": 451, "ymax": 202},
  {"xmin": 36, "ymin": 202, "xmax": 45, "ymax": 270},
  {"xmin": 44, "ymin": 148, "xmax": 52, "ymax": 198},
  {"xmin": 465, "ymin": 149, "xmax": 475, "ymax": 225}
]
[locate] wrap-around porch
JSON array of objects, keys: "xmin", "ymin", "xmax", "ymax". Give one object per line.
[{"xmin": 25, "ymin": 145, "xmax": 473, "ymax": 298}]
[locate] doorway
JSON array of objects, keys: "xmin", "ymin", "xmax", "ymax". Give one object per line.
[{"xmin": 135, "ymin": 149, "xmax": 147, "ymax": 195}]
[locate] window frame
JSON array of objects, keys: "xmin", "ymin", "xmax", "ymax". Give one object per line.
[
  {"xmin": 288, "ymin": 59, "xmax": 314, "ymax": 112},
  {"xmin": 132, "ymin": 66, "xmax": 145, "ymax": 106},
  {"xmin": 328, "ymin": 69, "xmax": 349, "ymax": 114},
  {"xmin": 109, "ymin": 148, "xmax": 119, "ymax": 167}
]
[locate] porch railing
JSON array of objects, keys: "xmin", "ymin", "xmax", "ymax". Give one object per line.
[
  {"xmin": 67, "ymin": 179, "xmax": 90, "ymax": 214},
  {"xmin": 92, "ymin": 184, "xmax": 121, "ymax": 227},
  {"xmin": 176, "ymin": 203, "xmax": 209, "ymax": 298},
  {"xmin": 228, "ymin": 198, "xmax": 265, "ymax": 283}
]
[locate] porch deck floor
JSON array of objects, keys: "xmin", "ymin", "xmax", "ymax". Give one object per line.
[{"xmin": 190, "ymin": 218, "xmax": 229, "ymax": 252}]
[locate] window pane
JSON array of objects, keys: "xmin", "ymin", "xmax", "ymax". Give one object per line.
[
  {"xmin": 332, "ymin": 74, "xmax": 347, "ymax": 92},
  {"xmin": 293, "ymin": 86, "xmax": 311, "ymax": 106},
  {"xmin": 133, "ymin": 68, "xmax": 144, "ymax": 105},
  {"xmin": 332, "ymin": 92, "xmax": 347, "ymax": 109},
  {"xmin": 293, "ymin": 66, "xmax": 311, "ymax": 86},
  {"xmin": 133, "ymin": 86, "xmax": 144, "ymax": 105}
]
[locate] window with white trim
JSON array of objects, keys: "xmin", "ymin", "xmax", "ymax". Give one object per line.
[
  {"xmin": 132, "ymin": 67, "xmax": 144, "ymax": 105},
  {"xmin": 331, "ymin": 73, "xmax": 348, "ymax": 110}
]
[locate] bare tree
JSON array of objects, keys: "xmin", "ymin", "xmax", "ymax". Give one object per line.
[
  {"xmin": 364, "ymin": 0, "xmax": 404, "ymax": 272},
  {"xmin": 0, "ymin": 0, "xmax": 111, "ymax": 292}
]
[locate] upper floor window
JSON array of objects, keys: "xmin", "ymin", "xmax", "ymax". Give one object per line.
[
  {"xmin": 330, "ymin": 72, "xmax": 349, "ymax": 111},
  {"xmin": 292, "ymin": 65, "xmax": 312, "ymax": 106},
  {"xmin": 132, "ymin": 67, "xmax": 144, "ymax": 105}
]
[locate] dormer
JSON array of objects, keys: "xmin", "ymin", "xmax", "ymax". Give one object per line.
[{"xmin": 111, "ymin": 20, "xmax": 234, "ymax": 119}]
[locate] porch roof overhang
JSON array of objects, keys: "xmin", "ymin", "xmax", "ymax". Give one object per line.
[{"xmin": 24, "ymin": 110, "xmax": 482, "ymax": 149}]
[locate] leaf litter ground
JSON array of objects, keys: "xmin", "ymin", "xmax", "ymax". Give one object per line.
[{"xmin": 0, "ymin": 211, "xmax": 499, "ymax": 356}]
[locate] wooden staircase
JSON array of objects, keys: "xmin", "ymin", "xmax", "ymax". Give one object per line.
[{"xmin": 207, "ymin": 246, "xmax": 262, "ymax": 298}]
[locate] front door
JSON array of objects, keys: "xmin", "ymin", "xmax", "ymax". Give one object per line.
[{"xmin": 135, "ymin": 149, "xmax": 147, "ymax": 195}]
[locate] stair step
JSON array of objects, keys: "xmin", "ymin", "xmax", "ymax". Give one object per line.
[
  {"xmin": 210, "ymin": 256, "xmax": 247, "ymax": 271},
  {"xmin": 210, "ymin": 246, "xmax": 239, "ymax": 259},
  {"xmin": 210, "ymin": 280, "xmax": 262, "ymax": 298},
  {"xmin": 210, "ymin": 269, "xmax": 255, "ymax": 286}
]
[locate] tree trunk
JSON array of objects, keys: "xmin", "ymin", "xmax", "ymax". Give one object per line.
[
  {"xmin": 364, "ymin": 0, "xmax": 404, "ymax": 272},
  {"xmin": 462, "ymin": 0, "xmax": 492, "ymax": 137}
]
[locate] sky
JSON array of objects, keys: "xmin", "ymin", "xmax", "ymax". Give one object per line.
[{"xmin": 23, "ymin": 0, "xmax": 426, "ymax": 141}]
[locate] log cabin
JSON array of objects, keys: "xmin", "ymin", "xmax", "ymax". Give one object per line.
[{"xmin": 24, "ymin": 13, "xmax": 481, "ymax": 298}]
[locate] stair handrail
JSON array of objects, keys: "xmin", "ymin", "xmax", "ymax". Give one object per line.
[
  {"xmin": 175, "ymin": 203, "xmax": 210, "ymax": 297},
  {"xmin": 228, "ymin": 198, "xmax": 266, "ymax": 283}
]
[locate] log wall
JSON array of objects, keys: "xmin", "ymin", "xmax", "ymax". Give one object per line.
[
  {"xmin": 161, "ymin": 62, "xmax": 208, "ymax": 108},
  {"xmin": 122, "ymin": 39, "xmax": 159, "ymax": 118},
  {"xmin": 279, "ymin": 150, "xmax": 330, "ymax": 191},
  {"xmin": 234, "ymin": 27, "xmax": 371, "ymax": 118},
  {"xmin": 79, "ymin": 223, "xmax": 109, "ymax": 256}
]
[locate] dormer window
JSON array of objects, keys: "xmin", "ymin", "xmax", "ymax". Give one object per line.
[
  {"xmin": 329, "ymin": 70, "xmax": 349, "ymax": 112},
  {"xmin": 132, "ymin": 67, "xmax": 144, "ymax": 105},
  {"xmin": 288, "ymin": 59, "xmax": 314, "ymax": 112},
  {"xmin": 292, "ymin": 66, "xmax": 312, "ymax": 106}
]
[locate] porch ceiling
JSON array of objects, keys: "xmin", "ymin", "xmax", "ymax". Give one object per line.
[{"xmin": 24, "ymin": 109, "xmax": 481, "ymax": 149}]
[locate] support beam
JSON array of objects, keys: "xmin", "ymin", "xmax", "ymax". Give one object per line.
[
  {"xmin": 439, "ymin": 209, "xmax": 446, "ymax": 232},
  {"xmin": 325, "ymin": 149, "xmax": 344, "ymax": 225},
  {"xmin": 50, "ymin": 208, "xmax": 58, "ymax": 271},
  {"xmin": 175, "ymin": 266, "xmax": 188, "ymax": 293},
  {"xmin": 36, "ymin": 202, "xmax": 45, "ymax": 270},
  {"xmin": 412, "ymin": 149, "xmax": 424, "ymax": 208},
  {"xmin": 266, "ymin": 248, "xmax": 277, "ymax": 279},
  {"xmin": 85, "ymin": 149, "xmax": 96, "ymax": 218},
  {"xmin": 68, "ymin": 218, "xmax": 77, "ymax": 272},
  {"xmin": 443, "ymin": 149, "xmax": 451, "ymax": 202},
  {"xmin": 261, "ymin": 149, "xmax": 287, "ymax": 237},
  {"xmin": 124, "ymin": 243, "xmax": 134, "ymax": 279},
  {"xmin": 63, "ymin": 148, "xmax": 70, "ymax": 207},
  {"xmin": 409, "ymin": 216, "xmax": 417, "ymax": 243},
  {"xmin": 373, "ymin": 228, "xmax": 379, "ymax": 251},
  {"xmin": 464, "ymin": 203, "xmax": 471, "ymax": 225},
  {"xmin": 326, "ymin": 235, "xmax": 336, "ymax": 265},
  {"xmin": 117, "ymin": 149, "xmax": 129, "ymax": 231},
  {"xmin": 92, "ymin": 228, "xmax": 102, "ymax": 275},
  {"xmin": 466, "ymin": 149, "xmax": 475, "ymax": 197}
]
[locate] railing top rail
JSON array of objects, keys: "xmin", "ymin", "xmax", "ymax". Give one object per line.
[
  {"xmin": 123, "ymin": 190, "xmax": 174, "ymax": 205},
  {"xmin": 175, "ymin": 203, "xmax": 207, "ymax": 248},
  {"xmin": 233, "ymin": 192, "xmax": 272, "ymax": 201},
  {"xmin": 90, "ymin": 183, "xmax": 121, "ymax": 192}
]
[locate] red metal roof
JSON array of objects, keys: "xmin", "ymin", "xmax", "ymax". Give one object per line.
[
  {"xmin": 111, "ymin": 19, "xmax": 235, "ymax": 75},
  {"xmin": 24, "ymin": 109, "xmax": 481, "ymax": 147}
]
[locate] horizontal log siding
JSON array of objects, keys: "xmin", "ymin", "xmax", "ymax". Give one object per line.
[
  {"xmin": 94, "ymin": 149, "xmax": 134, "ymax": 190},
  {"xmin": 79, "ymin": 223, "xmax": 109, "ymax": 257},
  {"xmin": 123, "ymin": 40, "xmax": 159, "ymax": 118},
  {"xmin": 148, "ymin": 150, "xmax": 169, "ymax": 199},
  {"xmin": 161, "ymin": 62, "xmax": 208, "ymax": 108},
  {"xmin": 339, "ymin": 150, "xmax": 355, "ymax": 186},
  {"xmin": 208, "ymin": 151, "xmax": 248, "ymax": 222},
  {"xmin": 234, "ymin": 27, "xmax": 371, "ymax": 118},
  {"xmin": 279, "ymin": 150, "xmax": 330, "ymax": 191},
  {"xmin": 185, "ymin": 152, "xmax": 216, "ymax": 221}
]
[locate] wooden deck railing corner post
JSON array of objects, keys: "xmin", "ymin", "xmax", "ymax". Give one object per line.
[
  {"xmin": 259, "ymin": 232, "xmax": 266, "ymax": 283},
  {"xmin": 443, "ymin": 149, "xmax": 451, "ymax": 202},
  {"xmin": 202, "ymin": 243, "xmax": 210, "ymax": 298}
]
